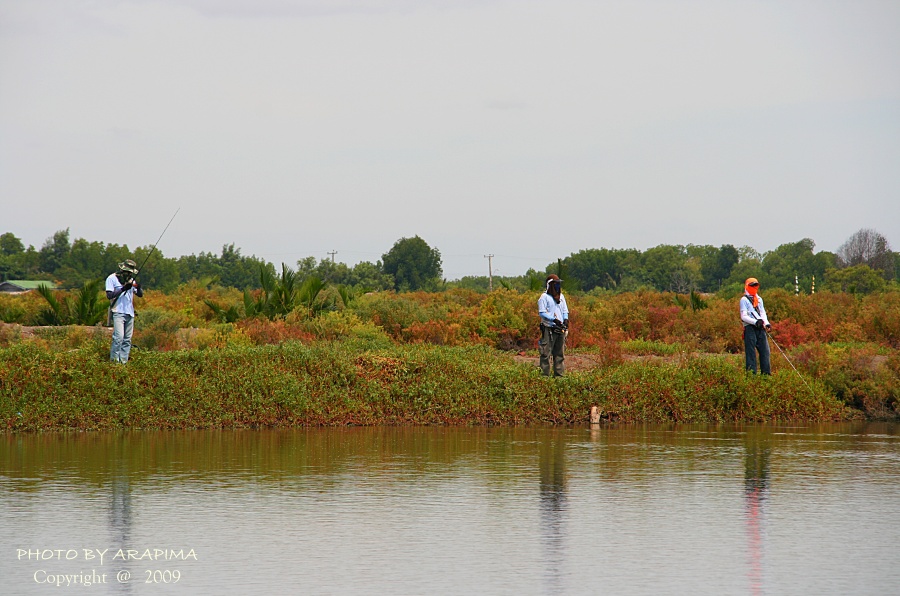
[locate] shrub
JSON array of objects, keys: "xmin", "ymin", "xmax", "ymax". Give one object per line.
[
  {"xmin": 0, "ymin": 323, "xmax": 21, "ymax": 347},
  {"xmin": 235, "ymin": 318, "xmax": 315, "ymax": 346}
]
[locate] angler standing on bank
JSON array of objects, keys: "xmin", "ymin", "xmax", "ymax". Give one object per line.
[
  {"xmin": 106, "ymin": 259, "xmax": 143, "ymax": 364},
  {"xmin": 538, "ymin": 274, "xmax": 569, "ymax": 377},
  {"xmin": 740, "ymin": 277, "xmax": 772, "ymax": 375}
]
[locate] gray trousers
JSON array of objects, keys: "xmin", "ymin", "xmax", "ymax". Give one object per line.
[
  {"xmin": 539, "ymin": 325, "xmax": 566, "ymax": 377},
  {"xmin": 743, "ymin": 324, "xmax": 771, "ymax": 375}
]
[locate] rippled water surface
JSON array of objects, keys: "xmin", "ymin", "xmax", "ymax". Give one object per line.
[{"xmin": 2, "ymin": 423, "xmax": 899, "ymax": 595}]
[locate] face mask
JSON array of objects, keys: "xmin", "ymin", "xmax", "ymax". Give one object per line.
[{"xmin": 745, "ymin": 283, "xmax": 759, "ymax": 307}]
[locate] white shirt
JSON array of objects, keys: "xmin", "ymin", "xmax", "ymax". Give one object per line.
[
  {"xmin": 106, "ymin": 273, "xmax": 136, "ymax": 316},
  {"xmin": 538, "ymin": 292, "xmax": 569, "ymax": 326},
  {"xmin": 739, "ymin": 293, "xmax": 769, "ymax": 327}
]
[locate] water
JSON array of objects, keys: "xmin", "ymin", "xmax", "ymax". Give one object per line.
[{"xmin": 2, "ymin": 424, "xmax": 899, "ymax": 595}]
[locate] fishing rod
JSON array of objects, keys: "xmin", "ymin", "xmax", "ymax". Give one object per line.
[
  {"xmin": 110, "ymin": 208, "xmax": 179, "ymax": 308},
  {"xmin": 135, "ymin": 208, "xmax": 180, "ymax": 277},
  {"xmin": 767, "ymin": 333, "xmax": 815, "ymax": 395}
]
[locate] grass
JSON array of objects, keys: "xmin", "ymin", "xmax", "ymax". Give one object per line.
[
  {"xmin": 621, "ymin": 339, "xmax": 692, "ymax": 356},
  {"xmin": 0, "ymin": 339, "xmax": 855, "ymax": 432}
]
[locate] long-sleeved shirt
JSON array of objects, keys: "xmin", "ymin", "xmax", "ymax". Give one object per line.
[
  {"xmin": 538, "ymin": 292, "xmax": 569, "ymax": 326},
  {"xmin": 739, "ymin": 293, "xmax": 770, "ymax": 327}
]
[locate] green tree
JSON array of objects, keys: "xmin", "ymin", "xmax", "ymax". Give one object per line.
[
  {"xmin": 216, "ymin": 244, "xmax": 268, "ymax": 288},
  {"xmin": 0, "ymin": 233, "xmax": 24, "ymax": 256},
  {"xmin": 0, "ymin": 233, "xmax": 27, "ymax": 281},
  {"xmin": 699, "ymin": 244, "xmax": 739, "ymax": 291},
  {"xmin": 34, "ymin": 279, "xmax": 108, "ymax": 325},
  {"xmin": 39, "ymin": 229, "xmax": 71, "ymax": 273},
  {"xmin": 381, "ymin": 236, "xmax": 442, "ymax": 291},
  {"xmin": 564, "ymin": 248, "xmax": 640, "ymax": 292},
  {"xmin": 760, "ymin": 238, "xmax": 822, "ymax": 291},
  {"xmin": 176, "ymin": 244, "xmax": 266, "ymax": 290},
  {"xmin": 295, "ymin": 257, "xmax": 393, "ymax": 291},
  {"xmin": 720, "ymin": 246, "xmax": 763, "ymax": 295},
  {"xmin": 641, "ymin": 245, "xmax": 694, "ymax": 292},
  {"xmin": 825, "ymin": 264, "xmax": 887, "ymax": 294},
  {"xmin": 242, "ymin": 263, "xmax": 331, "ymax": 320},
  {"xmin": 66, "ymin": 279, "xmax": 109, "ymax": 325},
  {"xmin": 348, "ymin": 261, "xmax": 393, "ymax": 291}
]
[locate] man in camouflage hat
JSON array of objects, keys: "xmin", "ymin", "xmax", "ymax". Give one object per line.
[{"xmin": 105, "ymin": 259, "xmax": 143, "ymax": 363}]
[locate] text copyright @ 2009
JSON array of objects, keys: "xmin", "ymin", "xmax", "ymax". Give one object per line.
[{"xmin": 32, "ymin": 569, "xmax": 183, "ymax": 586}]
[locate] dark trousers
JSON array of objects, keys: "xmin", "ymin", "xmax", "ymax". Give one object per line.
[
  {"xmin": 539, "ymin": 325, "xmax": 566, "ymax": 376},
  {"xmin": 744, "ymin": 325, "xmax": 771, "ymax": 375}
]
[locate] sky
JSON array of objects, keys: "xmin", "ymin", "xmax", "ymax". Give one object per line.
[{"xmin": 1, "ymin": 0, "xmax": 899, "ymax": 280}]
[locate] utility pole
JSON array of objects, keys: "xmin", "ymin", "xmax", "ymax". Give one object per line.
[
  {"xmin": 327, "ymin": 250, "xmax": 337, "ymax": 263},
  {"xmin": 484, "ymin": 254, "xmax": 494, "ymax": 292}
]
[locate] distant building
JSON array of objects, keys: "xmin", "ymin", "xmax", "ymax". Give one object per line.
[{"xmin": 0, "ymin": 280, "xmax": 57, "ymax": 293}]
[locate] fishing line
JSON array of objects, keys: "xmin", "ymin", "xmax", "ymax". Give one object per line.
[{"xmin": 767, "ymin": 334, "xmax": 815, "ymax": 395}]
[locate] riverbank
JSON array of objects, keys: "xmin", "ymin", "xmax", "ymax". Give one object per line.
[{"xmin": 1, "ymin": 339, "xmax": 857, "ymax": 432}]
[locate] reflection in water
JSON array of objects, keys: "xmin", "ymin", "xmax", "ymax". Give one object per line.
[
  {"xmin": 538, "ymin": 431, "xmax": 568, "ymax": 594},
  {"xmin": 108, "ymin": 437, "xmax": 134, "ymax": 596},
  {"xmin": 743, "ymin": 429, "xmax": 772, "ymax": 596}
]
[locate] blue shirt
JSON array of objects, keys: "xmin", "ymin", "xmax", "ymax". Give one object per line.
[{"xmin": 538, "ymin": 292, "xmax": 569, "ymax": 326}]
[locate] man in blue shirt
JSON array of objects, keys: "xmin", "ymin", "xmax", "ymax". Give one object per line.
[
  {"xmin": 538, "ymin": 274, "xmax": 569, "ymax": 377},
  {"xmin": 106, "ymin": 259, "xmax": 143, "ymax": 363}
]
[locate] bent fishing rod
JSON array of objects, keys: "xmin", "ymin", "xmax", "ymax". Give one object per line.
[{"xmin": 110, "ymin": 208, "xmax": 179, "ymax": 307}]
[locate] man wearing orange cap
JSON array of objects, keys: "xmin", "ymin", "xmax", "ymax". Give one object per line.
[
  {"xmin": 538, "ymin": 274, "xmax": 569, "ymax": 376},
  {"xmin": 740, "ymin": 278, "xmax": 772, "ymax": 374}
]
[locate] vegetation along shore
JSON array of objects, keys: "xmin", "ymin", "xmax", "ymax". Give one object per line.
[
  {"xmin": 2, "ymin": 284, "xmax": 898, "ymax": 431},
  {"xmin": 1, "ymin": 228, "xmax": 898, "ymax": 430}
]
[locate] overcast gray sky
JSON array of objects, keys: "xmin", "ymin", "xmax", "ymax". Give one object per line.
[{"xmin": 2, "ymin": 0, "xmax": 899, "ymax": 280}]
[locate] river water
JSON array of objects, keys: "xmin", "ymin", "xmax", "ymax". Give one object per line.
[{"xmin": 2, "ymin": 423, "xmax": 899, "ymax": 595}]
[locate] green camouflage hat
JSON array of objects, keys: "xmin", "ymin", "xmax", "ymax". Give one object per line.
[{"xmin": 117, "ymin": 259, "xmax": 139, "ymax": 275}]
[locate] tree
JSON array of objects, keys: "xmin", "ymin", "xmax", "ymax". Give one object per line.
[
  {"xmin": 699, "ymin": 244, "xmax": 739, "ymax": 291},
  {"xmin": 826, "ymin": 264, "xmax": 886, "ymax": 294},
  {"xmin": 34, "ymin": 279, "xmax": 108, "ymax": 326},
  {"xmin": 0, "ymin": 233, "xmax": 24, "ymax": 256},
  {"xmin": 175, "ymin": 244, "xmax": 268, "ymax": 290},
  {"xmin": 0, "ymin": 233, "xmax": 27, "ymax": 281},
  {"xmin": 836, "ymin": 228, "xmax": 895, "ymax": 279},
  {"xmin": 348, "ymin": 261, "xmax": 393, "ymax": 291},
  {"xmin": 381, "ymin": 236, "xmax": 442, "ymax": 291},
  {"xmin": 640, "ymin": 245, "xmax": 695, "ymax": 292},
  {"xmin": 760, "ymin": 238, "xmax": 819, "ymax": 290},
  {"xmin": 217, "ymin": 244, "xmax": 268, "ymax": 289},
  {"xmin": 564, "ymin": 248, "xmax": 640, "ymax": 292},
  {"xmin": 39, "ymin": 229, "xmax": 71, "ymax": 273},
  {"xmin": 294, "ymin": 256, "xmax": 393, "ymax": 291}
]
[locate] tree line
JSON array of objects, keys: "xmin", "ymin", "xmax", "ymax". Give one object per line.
[{"xmin": 1, "ymin": 228, "xmax": 896, "ymax": 296}]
